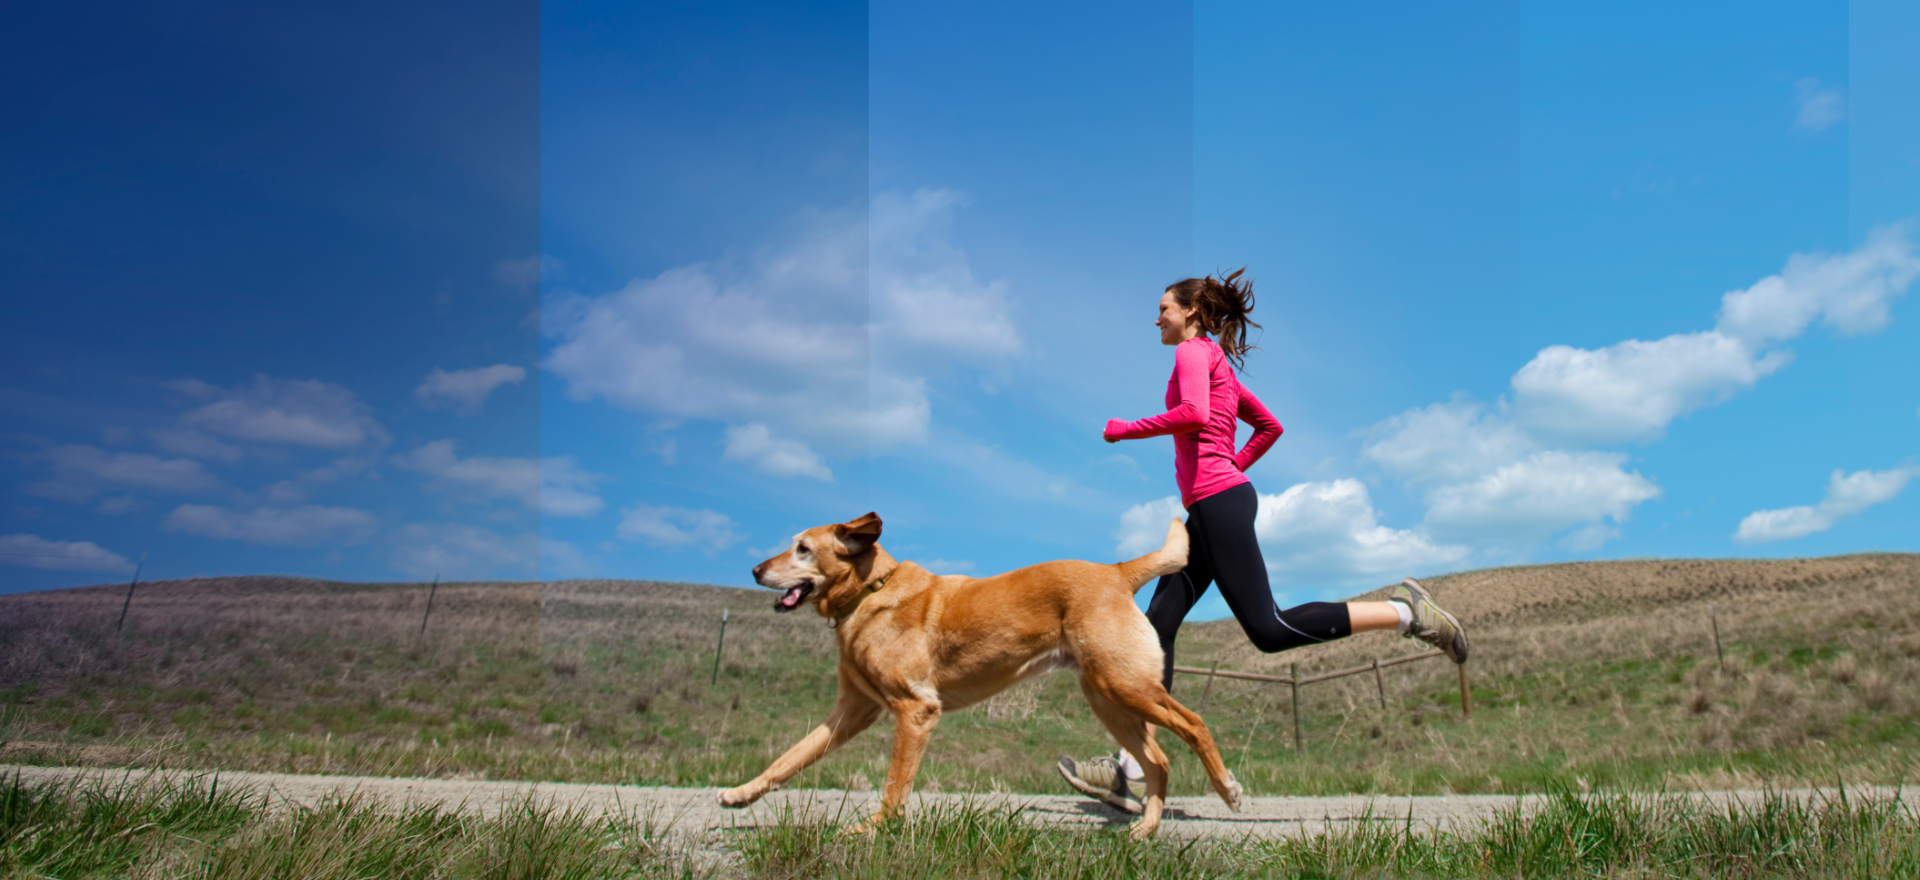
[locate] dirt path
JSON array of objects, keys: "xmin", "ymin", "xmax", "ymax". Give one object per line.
[{"xmin": 3, "ymin": 764, "xmax": 1897, "ymax": 844}]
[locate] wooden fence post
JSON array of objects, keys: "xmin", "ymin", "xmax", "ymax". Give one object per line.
[
  {"xmin": 1200, "ymin": 661, "xmax": 1219, "ymax": 709},
  {"xmin": 1456, "ymin": 662, "xmax": 1472, "ymax": 721},
  {"xmin": 417, "ymin": 573, "xmax": 439, "ymax": 641},
  {"xmin": 115, "ymin": 552, "xmax": 146, "ymax": 633},
  {"xmin": 1371, "ymin": 657, "xmax": 1386, "ymax": 710},
  {"xmin": 1290, "ymin": 662, "xmax": 1303, "ymax": 754},
  {"xmin": 1708, "ymin": 604, "xmax": 1725, "ymax": 671},
  {"xmin": 711, "ymin": 607, "xmax": 729, "ymax": 685}
]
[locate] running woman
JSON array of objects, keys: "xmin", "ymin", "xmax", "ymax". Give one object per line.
[{"xmin": 1056, "ymin": 269, "xmax": 1469, "ymax": 814}]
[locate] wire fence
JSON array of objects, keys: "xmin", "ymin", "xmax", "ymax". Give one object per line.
[{"xmin": 1174, "ymin": 649, "xmax": 1468, "ymax": 753}]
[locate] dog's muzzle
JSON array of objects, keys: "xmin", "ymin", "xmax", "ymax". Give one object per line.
[{"xmin": 773, "ymin": 581, "xmax": 815, "ymax": 612}]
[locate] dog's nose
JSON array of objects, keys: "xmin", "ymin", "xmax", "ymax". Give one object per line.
[{"xmin": 751, "ymin": 562, "xmax": 765, "ymax": 581}]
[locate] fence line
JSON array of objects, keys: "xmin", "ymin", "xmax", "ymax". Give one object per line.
[{"xmin": 1172, "ymin": 649, "xmax": 1467, "ymax": 753}]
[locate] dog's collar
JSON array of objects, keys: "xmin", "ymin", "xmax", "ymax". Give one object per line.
[{"xmin": 828, "ymin": 569, "xmax": 894, "ymax": 628}]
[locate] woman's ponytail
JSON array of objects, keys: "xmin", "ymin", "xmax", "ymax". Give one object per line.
[{"xmin": 1169, "ymin": 268, "xmax": 1261, "ymax": 370}]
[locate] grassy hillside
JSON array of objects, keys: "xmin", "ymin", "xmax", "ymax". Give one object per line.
[{"xmin": 3, "ymin": 553, "xmax": 1918, "ymax": 796}]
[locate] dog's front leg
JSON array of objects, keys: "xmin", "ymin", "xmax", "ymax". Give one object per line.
[
  {"xmin": 844, "ymin": 695, "xmax": 941, "ymax": 834},
  {"xmin": 719, "ymin": 687, "xmax": 881, "ymax": 809}
]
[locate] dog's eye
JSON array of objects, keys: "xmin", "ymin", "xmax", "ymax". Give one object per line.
[{"xmin": 797, "ymin": 542, "xmax": 811, "ymax": 555}]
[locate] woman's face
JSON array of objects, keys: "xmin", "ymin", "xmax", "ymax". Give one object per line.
[{"xmin": 1157, "ymin": 290, "xmax": 1197, "ymax": 345}]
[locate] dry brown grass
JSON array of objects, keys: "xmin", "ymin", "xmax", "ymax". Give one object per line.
[{"xmin": 2, "ymin": 553, "xmax": 1917, "ymax": 796}]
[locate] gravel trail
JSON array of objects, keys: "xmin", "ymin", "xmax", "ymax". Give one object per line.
[{"xmin": 5, "ymin": 764, "xmax": 1897, "ymax": 845}]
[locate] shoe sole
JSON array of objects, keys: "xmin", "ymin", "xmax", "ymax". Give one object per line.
[
  {"xmin": 1400, "ymin": 578, "xmax": 1469, "ymax": 664},
  {"xmin": 1056, "ymin": 758, "xmax": 1113, "ymax": 801}
]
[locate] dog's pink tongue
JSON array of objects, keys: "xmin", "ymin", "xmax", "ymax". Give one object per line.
[{"xmin": 778, "ymin": 586, "xmax": 806, "ymax": 609}]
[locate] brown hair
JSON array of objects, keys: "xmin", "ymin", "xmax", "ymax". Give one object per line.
[{"xmin": 1168, "ymin": 267, "xmax": 1261, "ymax": 370}]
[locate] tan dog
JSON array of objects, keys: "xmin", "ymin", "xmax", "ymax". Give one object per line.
[{"xmin": 718, "ymin": 512, "xmax": 1244, "ymax": 838}]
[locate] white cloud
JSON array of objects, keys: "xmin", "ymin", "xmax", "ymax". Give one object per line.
[
  {"xmin": 1361, "ymin": 399, "xmax": 1537, "ymax": 485},
  {"xmin": 164, "ymin": 504, "xmax": 378, "ymax": 547},
  {"xmin": 541, "ymin": 458, "xmax": 606, "ymax": 518},
  {"xmin": 1508, "ymin": 227, "xmax": 1918, "ymax": 446},
  {"xmin": 389, "ymin": 522, "xmax": 538, "ymax": 580},
  {"xmin": 1422, "ymin": 451, "xmax": 1660, "ymax": 544},
  {"xmin": 1716, "ymin": 225, "xmax": 1919, "ymax": 346},
  {"xmin": 721, "ymin": 423, "xmax": 832, "ymax": 481},
  {"xmin": 175, "ymin": 375, "xmax": 388, "ymax": 449},
  {"xmin": 415, "ymin": 364, "xmax": 527, "ymax": 416},
  {"xmin": 393, "ymin": 440, "xmax": 604, "ymax": 517},
  {"xmin": 42, "ymin": 444, "xmax": 222, "ymax": 495},
  {"xmin": 540, "ymin": 539, "xmax": 596, "ymax": 577},
  {"xmin": 263, "ymin": 456, "xmax": 373, "ymax": 504},
  {"xmin": 1114, "ymin": 485, "xmax": 1465, "ymax": 585},
  {"xmin": 1511, "ymin": 331, "xmax": 1786, "ymax": 444},
  {"xmin": 617, "ymin": 504, "xmax": 740, "ymax": 554},
  {"xmin": 1114, "ymin": 495, "xmax": 1188, "ymax": 559},
  {"xmin": 0, "ymin": 533, "xmax": 133, "ymax": 573},
  {"xmin": 1734, "ymin": 466, "xmax": 1916, "ymax": 544},
  {"xmin": 146, "ymin": 427, "xmax": 243, "ymax": 463},
  {"xmin": 1253, "ymin": 481, "xmax": 1469, "ymax": 580},
  {"xmin": 541, "ymin": 189, "xmax": 1017, "ymax": 457},
  {"xmin": 1793, "ymin": 78, "xmax": 1846, "ymax": 133}
]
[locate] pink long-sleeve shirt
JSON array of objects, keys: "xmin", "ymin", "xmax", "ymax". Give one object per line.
[{"xmin": 1104, "ymin": 336, "xmax": 1283, "ymax": 508}]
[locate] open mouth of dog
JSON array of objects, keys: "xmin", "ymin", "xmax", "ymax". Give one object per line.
[{"xmin": 774, "ymin": 581, "xmax": 815, "ymax": 612}]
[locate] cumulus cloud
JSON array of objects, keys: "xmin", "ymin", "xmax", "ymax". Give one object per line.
[
  {"xmin": 415, "ymin": 364, "xmax": 527, "ymax": 416},
  {"xmin": 389, "ymin": 522, "xmax": 538, "ymax": 580},
  {"xmin": 1716, "ymin": 225, "xmax": 1918, "ymax": 346},
  {"xmin": 1353, "ymin": 228, "xmax": 1917, "ymax": 553},
  {"xmin": 164, "ymin": 504, "xmax": 378, "ymax": 547},
  {"xmin": 1511, "ymin": 332, "xmax": 1787, "ymax": 444},
  {"xmin": 617, "ymin": 504, "xmax": 740, "ymax": 554},
  {"xmin": 1113, "ymin": 485, "xmax": 1466, "ymax": 584},
  {"xmin": 38, "ymin": 444, "xmax": 222, "ymax": 499},
  {"xmin": 146, "ymin": 427, "xmax": 243, "ymax": 463},
  {"xmin": 1734, "ymin": 466, "xmax": 1916, "ymax": 544},
  {"xmin": 1793, "ymin": 78, "xmax": 1846, "ymax": 133},
  {"xmin": 393, "ymin": 440, "xmax": 604, "ymax": 517},
  {"xmin": 542, "ymin": 189, "xmax": 1017, "ymax": 457},
  {"xmin": 0, "ymin": 533, "xmax": 134, "ymax": 573},
  {"xmin": 721, "ymin": 423, "xmax": 833, "ymax": 481},
  {"xmin": 1252, "ymin": 482, "xmax": 1468, "ymax": 580},
  {"xmin": 1512, "ymin": 227, "xmax": 1917, "ymax": 445},
  {"xmin": 1422, "ymin": 451, "xmax": 1660, "ymax": 543},
  {"xmin": 1114, "ymin": 495, "xmax": 1188, "ymax": 559},
  {"xmin": 174, "ymin": 375, "xmax": 388, "ymax": 449}
]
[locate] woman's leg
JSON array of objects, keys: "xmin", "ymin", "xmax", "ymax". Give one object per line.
[{"xmin": 1186, "ymin": 483, "xmax": 1383, "ymax": 653}]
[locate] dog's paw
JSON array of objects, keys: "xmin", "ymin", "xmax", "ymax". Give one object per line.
[
  {"xmin": 717, "ymin": 785, "xmax": 759, "ymax": 808},
  {"xmin": 1220, "ymin": 773, "xmax": 1245, "ymax": 813},
  {"xmin": 1126, "ymin": 817, "xmax": 1161, "ymax": 840}
]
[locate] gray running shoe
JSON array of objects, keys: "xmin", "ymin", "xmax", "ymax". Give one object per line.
[
  {"xmin": 1389, "ymin": 577, "xmax": 1469, "ymax": 664},
  {"xmin": 1055, "ymin": 753, "xmax": 1143, "ymax": 814}
]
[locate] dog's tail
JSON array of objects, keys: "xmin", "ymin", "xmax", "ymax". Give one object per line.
[{"xmin": 1117, "ymin": 518, "xmax": 1188, "ymax": 595}]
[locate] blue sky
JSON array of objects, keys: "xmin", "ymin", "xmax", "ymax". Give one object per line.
[{"xmin": 5, "ymin": 1, "xmax": 1917, "ymax": 620}]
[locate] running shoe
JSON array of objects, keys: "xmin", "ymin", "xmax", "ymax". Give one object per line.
[
  {"xmin": 1389, "ymin": 577, "xmax": 1469, "ymax": 664},
  {"xmin": 1055, "ymin": 753, "xmax": 1143, "ymax": 814}
]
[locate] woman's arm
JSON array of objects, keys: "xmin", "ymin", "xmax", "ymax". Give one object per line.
[
  {"xmin": 1233, "ymin": 382, "xmax": 1282, "ymax": 472},
  {"xmin": 1104, "ymin": 341, "xmax": 1211, "ymax": 441}
]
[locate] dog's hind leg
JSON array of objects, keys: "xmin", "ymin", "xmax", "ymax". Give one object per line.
[
  {"xmin": 1077, "ymin": 679, "xmax": 1171, "ymax": 839},
  {"xmin": 719, "ymin": 681, "xmax": 881, "ymax": 809},
  {"xmin": 1093, "ymin": 680, "xmax": 1244, "ymax": 815}
]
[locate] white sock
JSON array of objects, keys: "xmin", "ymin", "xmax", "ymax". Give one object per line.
[
  {"xmin": 1117, "ymin": 749, "xmax": 1144, "ymax": 781},
  {"xmin": 1391, "ymin": 600, "xmax": 1413, "ymax": 633}
]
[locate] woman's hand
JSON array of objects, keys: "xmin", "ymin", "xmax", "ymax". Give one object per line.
[{"xmin": 1103, "ymin": 419, "xmax": 1127, "ymax": 443}]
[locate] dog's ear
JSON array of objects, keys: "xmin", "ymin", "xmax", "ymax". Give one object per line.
[{"xmin": 836, "ymin": 512, "xmax": 883, "ymax": 555}]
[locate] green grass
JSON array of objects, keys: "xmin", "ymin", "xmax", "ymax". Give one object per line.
[
  {"xmin": 4, "ymin": 771, "xmax": 1916, "ymax": 878},
  {"xmin": 0, "ymin": 771, "xmax": 697, "ymax": 879},
  {"xmin": 3, "ymin": 557, "xmax": 1919, "ymax": 798}
]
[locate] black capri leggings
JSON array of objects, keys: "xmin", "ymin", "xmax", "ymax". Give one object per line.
[{"xmin": 1145, "ymin": 481, "xmax": 1352, "ymax": 691}]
